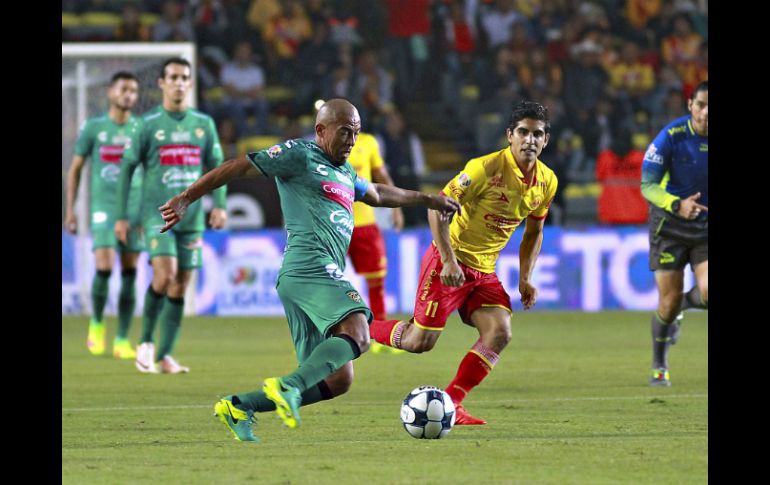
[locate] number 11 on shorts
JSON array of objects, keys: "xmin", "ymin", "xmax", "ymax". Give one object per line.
[{"xmin": 425, "ymin": 300, "xmax": 439, "ymax": 318}]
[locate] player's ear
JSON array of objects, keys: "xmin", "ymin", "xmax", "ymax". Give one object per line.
[
  {"xmin": 543, "ymin": 132, "xmax": 550, "ymax": 148},
  {"xmin": 505, "ymin": 127, "xmax": 513, "ymax": 143}
]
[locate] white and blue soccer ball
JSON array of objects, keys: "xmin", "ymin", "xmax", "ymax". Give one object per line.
[{"xmin": 400, "ymin": 386, "xmax": 456, "ymax": 439}]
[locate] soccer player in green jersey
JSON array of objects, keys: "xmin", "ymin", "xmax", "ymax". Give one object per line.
[
  {"xmin": 159, "ymin": 99, "xmax": 460, "ymax": 442},
  {"xmin": 65, "ymin": 71, "xmax": 143, "ymax": 360},
  {"xmin": 115, "ymin": 58, "xmax": 227, "ymax": 374}
]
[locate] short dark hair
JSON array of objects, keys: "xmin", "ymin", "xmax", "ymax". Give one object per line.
[
  {"xmin": 110, "ymin": 71, "xmax": 138, "ymax": 85},
  {"xmin": 159, "ymin": 57, "xmax": 191, "ymax": 79},
  {"xmin": 508, "ymin": 101, "xmax": 550, "ymax": 134},
  {"xmin": 691, "ymin": 80, "xmax": 708, "ymax": 99}
]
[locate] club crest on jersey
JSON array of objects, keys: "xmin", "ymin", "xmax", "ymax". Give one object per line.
[
  {"xmin": 458, "ymin": 172, "xmax": 471, "ymax": 187},
  {"xmin": 195, "ymin": 128, "xmax": 205, "ymax": 139},
  {"xmin": 346, "ymin": 291, "xmax": 362, "ymax": 303},
  {"xmin": 267, "ymin": 144, "xmax": 283, "ymax": 158}
]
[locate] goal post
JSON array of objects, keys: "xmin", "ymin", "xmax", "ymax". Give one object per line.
[{"xmin": 62, "ymin": 42, "xmax": 198, "ymax": 316}]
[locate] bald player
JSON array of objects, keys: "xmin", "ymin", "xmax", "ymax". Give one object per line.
[
  {"xmin": 157, "ymin": 99, "xmax": 461, "ymax": 443},
  {"xmin": 367, "ymin": 101, "xmax": 558, "ymax": 426}
]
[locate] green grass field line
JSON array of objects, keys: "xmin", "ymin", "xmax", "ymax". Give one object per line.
[{"xmin": 62, "ymin": 311, "xmax": 707, "ymax": 484}]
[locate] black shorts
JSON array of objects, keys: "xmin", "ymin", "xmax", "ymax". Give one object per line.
[{"xmin": 648, "ymin": 205, "xmax": 708, "ymax": 271}]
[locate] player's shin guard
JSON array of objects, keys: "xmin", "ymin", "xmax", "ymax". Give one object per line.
[
  {"xmin": 116, "ymin": 269, "xmax": 137, "ymax": 340},
  {"xmin": 651, "ymin": 313, "xmax": 676, "ymax": 369},
  {"xmin": 91, "ymin": 270, "xmax": 111, "ymax": 322},
  {"xmin": 140, "ymin": 285, "xmax": 165, "ymax": 343},
  {"xmin": 235, "ymin": 380, "xmax": 335, "ymax": 413},
  {"xmin": 368, "ymin": 319, "xmax": 404, "ymax": 348},
  {"xmin": 155, "ymin": 296, "xmax": 184, "ymax": 361},
  {"xmin": 681, "ymin": 286, "xmax": 708, "ymax": 311},
  {"xmin": 280, "ymin": 336, "xmax": 358, "ymax": 393},
  {"xmin": 367, "ymin": 277, "xmax": 386, "ymax": 320},
  {"xmin": 445, "ymin": 339, "xmax": 500, "ymax": 405}
]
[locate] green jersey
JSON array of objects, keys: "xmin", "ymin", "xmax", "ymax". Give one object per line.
[
  {"xmin": 73, "ymin": 113, "xmax": 143, "ymax": 222},
  {"xmin": 117, "ymin": 105, "xmax": 226, "ymax": 232},
  {"xmin": 248, "ymin": 139, "xmax": 370, "ymax": 278}
]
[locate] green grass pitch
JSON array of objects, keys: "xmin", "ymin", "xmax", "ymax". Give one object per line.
[{"xmin": 62, "ymin": 311, "xmax": 707, "ymax": 484}]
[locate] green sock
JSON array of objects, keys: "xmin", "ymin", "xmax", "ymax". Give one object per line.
[
  {"xmin": 280, "ymin": 336, "xmax": 359, "ymax": 392},
  {"xmin": 681, "ymin": 286, "xmax": 708, "ymax": 311},
  {"xmin": 651, "ymin": 313, "xmax": 676, "ymax": 369},
  {"xmin": 141, "ymin": 285, "xmax": 165, "ymax": 343},
  {"xmin": 116, "ymin": 269, "xmax": 136, "ymax": 340},
  {"xmin": 235, "ymin": 381, "xmax": 334, "ymax": 413},
  {"xmin": 156, "ymin": 296, "xmax": 184, "ymax": 361},
  {"xmin": 91, "ymin": 270, "xmax": 111, "ymax": 323}
]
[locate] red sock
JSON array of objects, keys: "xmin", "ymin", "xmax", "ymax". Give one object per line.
[
  {"xmin": 369, "ymin": 319, "xmax": 401, "ymax": 346},
  {"xmin": 445, "ymin": 339, "xmax": 500, "ymax": 405},
  {"xmin": 367, "ymin": 277, "xmax": 386, "ymax": 321}
]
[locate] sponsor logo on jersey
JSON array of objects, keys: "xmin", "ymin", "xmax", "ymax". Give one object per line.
[
  {"xmin": 159, "ymin": 145, "xmax": 201, "ymax": 165},
  {"xmin": 420, "ymin": 269, "xmax": 438, "ymax": 301},
  {"xmin": 315, "ymin": 164, "xmax": 329, "ymax": 176},
  {"xmin": 483, "ymin": 213, "xmax": 521, "ymax": 234},
  {"xmin": 155, "ymin": 130, "xmax": 166, "ymax": 141},
  {"xmin": 667, "ymin": 125, "xmax": 686, "ymax": 136},
  {"xmin": 346, "ymin": 290, "xmax": 362, "ymax": 303},
  {"xmin": 700, "ymin": 143, "xmax": 708, "ymax": 152},
  {"xmin": 325, "ymin": 263, "xmax": 345, "ymax": 280},
  {"xmin": 171, "ymin": 131, "xmax": 192, "ymax": 143},
  {"xmin": 322, "ymin": 182, "xmax": 355, "ymax": 211},
  {"xmin": 284, "ymin": 140, "xmax": 296, "ymax": 149},
  {"xmin": 112, "ymin": 134, "xmax": 130, "ymax": 146},
  {"xmin": 659, "ymin": 252, "xmax": 675, "ymax": 264},
  {"xmin": 92, "ymin": 211, "xmax": 108, "ymax": 224},
  {"xmin": 267, "ymin": 144, "xmax": 283, "ymax": 158},
  {"xmin": 195, "ymin": 128, "xmax": 205, "ymax": 139},
  {"xmin": 458, "ymin": 172, "xmax": 471, "ymax": 187},
  {"xmin": 644, "ymin": 144, "xmax": 663, "ymax": 165},
  {"xmin": 329, "ymin": 209, "xmax": 355, "ymax": 238},
  {"xmin": 100, "ymin": 165, "xmax": 120, "ymax": 183},
  {"xmin": 99, "ymin": 145, "xmax": 125, "ymax": 163},
  {"xmin": 496, "ymin": 192, "xmax": 509, "ymax": 203},
  {"xmin": 334, "ymin": 170, "xmax": 353, "ymax": 186},
  {"xmin": 98, "ymin": 131, "xmax": 107, "ymax": 142},
  {"xmin": 447, "ymin": 182, "xmax": 465, "ymax": 200},
  {"xmin": 162, "ymin": 167, "xmax": 200, "ymax": 188}
]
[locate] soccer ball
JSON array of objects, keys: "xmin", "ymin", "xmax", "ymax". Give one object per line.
[{"xmin": 400, "ymin": 386, "xmax": 456, "ymax": 439}]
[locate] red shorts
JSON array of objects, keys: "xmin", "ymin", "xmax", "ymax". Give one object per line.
[
  {"xmin": 413, "ymin": 245, "xmax": 512, "ymax": 330},
  {"xmin": 348, "ymin": 224, "xmax": 387, "ymax": 278}
]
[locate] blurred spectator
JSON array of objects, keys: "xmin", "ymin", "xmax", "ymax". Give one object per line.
[
  {"xmin": 517, "ymin": 46, "xmax": 562, "ymax": 99},
  {"xmin": 153, "ymin": 0, "xmax": 195, "ymax": 42},
  {"xmin": 531, "ymin": 0, "xmax": 568, "ymax": 63},
  {"xmin": 113, "ymin": 3, "xmax": 152, "ymax": 42},
  {"xmin": 294, "ymin": 21, "xmax": 336, "ymax": 111},
  {"xmin": 595, "ymin": 128, "xmax": 648, "ymax": 224},
  {"xmin": 562, "ymin": 37, "xmax": 609, "ymax": 116},
  {"xmin": 378, "ymin": 109, "xmax": 426, "ymax": 226},
  {"xmin": 384, "ymin": 0, "xmax": 431, "ymax": 104},
  {"xmin": 650, "ymin": 87, "xmax": 686, "ymax": 130},
  {"xmin": 219, "ymin": 41, "xmax": 269, "ymax": 135},
  {"xmin": 188, "ymin": 0, "xmax": 229, "ymax": 48},
  {"xmin": 217, "ymin": 117, "xmax": 240, "ymax": 160},
  {"xmin": 440, "ymin": 0, "xmax": 477, "ymax": 110},
  {"xmin": 328, "ymin": 9, "xmax": 362, "ymax": 47},
  {"xmin": 261, "ymin": 0, "xmax": 312, "ymax": 84},
  {"xmin": 678, "ymin": 41, "xmax": 707, "ymax": 100},
  {"xmin": 477, "ymin": 46, "xmax": 523, "ymax": 113},
  {"xmin": 607, "ymin": 40, "xmax": 656, "ymax": 112},
  {"xmin": 479, "ymin": 0, "xmax": 525, "ymax": 51},
  {"xmin": 660, "ymin": 13, "xmax": 702, "ymax": 67},
  {"xmin": 625, "ymin": 0, "xmax": 662, "ymax": 30},
  {"xmin": 246, "ymin": 0, "xmax": 281, "ymax": 32},
  {"xmin": 352, "ymin": 49, "xmax": 394, "ymax": 126}
]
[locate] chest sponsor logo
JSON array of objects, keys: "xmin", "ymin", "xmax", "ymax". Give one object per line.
[
  {"xmin": 458, "ymin": 172, "xmax": 472, "ymax": 187},
  {"xmin": 644, "ymin": 144, "xmax": 663, "ymax": 164},
  {"xmin": 99, "ymin": 145, "xmax": 125, "ymax": 163},
  {"xmin": 329, "ymin": 209, "xmax": 355, "ymax": 239},
  {"xmin": 488, "ymin": 175, "xmax": 505, "ymax": 187},
  {"xmin": 159, "ymin": 145, "xmax": 201, "ymax": 165},
  {"xmin": 100, "ymin": 165, "xmax": 120, "ymax": 183},
  {"xmin": 322, "ymin": 182, "xmax": 355, "ymax": 211},
  {"xmin": 483, "ymin": 212, "xmax": 521, "ymax": 235},
  {"xmin": 171, "ymin": 131, "xmax": 192, "ymax": 143},
  {"xmin": 162, "ymin": 167, "xmax": 200, "ymax": 188},
  {"xmin": 267, "ymin": 144, "xmax": 283, "ymax": 158}
]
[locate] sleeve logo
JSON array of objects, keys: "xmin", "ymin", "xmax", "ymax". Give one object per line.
[
  {"xmin": 458, "ymin": 172, "xmax": 472, "ymax": 187},
  {"xmin": 643, "ymin": 144, "xmax": 663, "ymax": 164},
  {"xmin": 267, "ymin": 144, "xmax": 283, "ymax": 158}
]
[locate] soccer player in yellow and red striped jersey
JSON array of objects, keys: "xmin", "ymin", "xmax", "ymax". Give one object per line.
[
  {"xmin": 369, "ymin": 101, "xmax": 558, "ymax": 424},
  {"xmin": 347, "ymin": 133, "xmax": 405, "ymax": 354}
]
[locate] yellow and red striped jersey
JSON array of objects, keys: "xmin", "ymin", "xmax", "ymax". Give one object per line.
[{"xmin": 440, "ymin": 147, "xmax": 558, "ymax": 273}]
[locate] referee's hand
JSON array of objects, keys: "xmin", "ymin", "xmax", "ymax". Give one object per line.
[{"xmin": 678, "ymin": 192, "xmax": 708, "ymax": 220}]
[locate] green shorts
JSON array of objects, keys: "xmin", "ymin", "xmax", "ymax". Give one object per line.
[
  {"xmin": 91, "ymin": 211, "xmax": 144, "ymax": 253},
  {"xmin": 141, "ymin": 214, "xmax": 202, "ymax": 269},
  {"xmin": 276, "ymin": 272, "xmax": 372, "ymax": 364}
]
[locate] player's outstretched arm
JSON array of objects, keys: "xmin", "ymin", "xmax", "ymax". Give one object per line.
[
  {"xmin": 159, "ymin": 156, "xmax": 259, "ymax": 233},
  {"xmin": 361, "ymin": 183, "xmax": 460, "ymax": 222},
  {"xmin": 519, "ymin": 216, "xmax": 545, "ymax": 310}
]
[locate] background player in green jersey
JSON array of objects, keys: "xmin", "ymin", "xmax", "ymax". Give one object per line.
[
  {"xmin": 158, "ymin": 99, "xmax": 460, "ymax": 442},
  {"xmin": 65, "ymin": 71, "xmax": 143, "ymax": 360},
  {"xmin": 115, "ymin": 58, "xmax": 227, "ymax": 374}
]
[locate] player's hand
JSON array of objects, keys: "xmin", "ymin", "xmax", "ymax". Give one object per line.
[
  {"xmin": 519, "ymin": 281, "xmax": 538, "ymax": 310},
  {"xmin": 158, "ymin": 194, "xmax": 191, "ymax": 233},
  {"xmin": 392, "ymin": 207, "xmax": 405, "ymax": 232},
  {"xmin": 209, "ymin": 208, "xmax": 227, "ymax": 230},
  {"xmin": 440, "ymin": 260, "xmax": 465, "ymax": 287},
  {"xmin": 64, "ymin": 212, "xmax": 77, "ymax": 234},
  {"xmin": 427, "ymin": 194, "xmax": 461, "ymax": 222},
  {"xmin": 678, "ymin": 192, "xmax": 708, "ymax": 220},
  {"xmin": 114, "ymin": 219, "xmax": 130, "ymax": 244}
]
